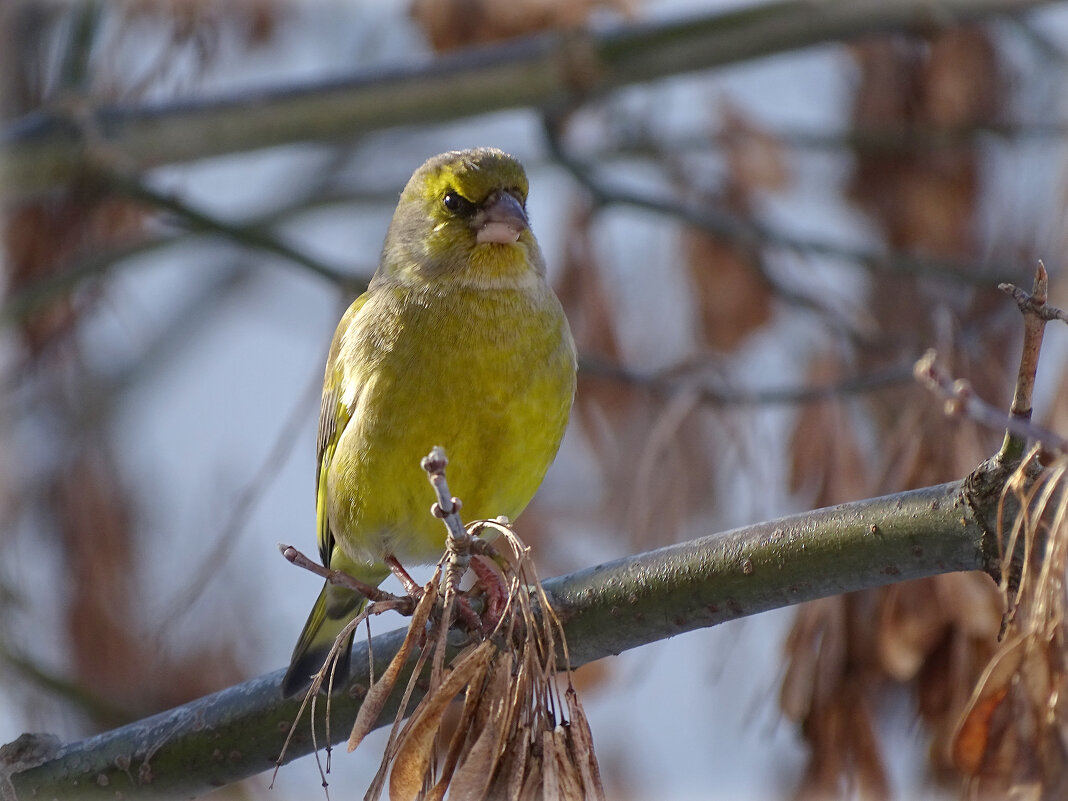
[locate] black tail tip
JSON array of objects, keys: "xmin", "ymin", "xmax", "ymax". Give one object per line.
[
  {"xmin": 280, "ymin": 667, "xmax": 311, "ymax": 697},
  {"xmin": 280, "ymin": 647, "xmax": 352, "ymax": 697}
]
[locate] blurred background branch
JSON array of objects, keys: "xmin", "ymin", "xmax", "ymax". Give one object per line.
[{"xmin": 0, "ymin": 0, "xmax": 1052, "ymax": 199}]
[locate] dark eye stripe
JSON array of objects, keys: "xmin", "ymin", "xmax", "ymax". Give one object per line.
[{"xmin": 443, "ymin": 192, "xmax": 474, "ymax": 215}]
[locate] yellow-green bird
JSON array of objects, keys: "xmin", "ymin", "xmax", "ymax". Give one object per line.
[{"xmin": 282, "ymin": 148, "xmax": 577, "ymax": 695}]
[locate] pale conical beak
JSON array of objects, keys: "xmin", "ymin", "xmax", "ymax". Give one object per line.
[{"xmin": 475, "ymin": 191, "xmax": 528, "ymax": 244}]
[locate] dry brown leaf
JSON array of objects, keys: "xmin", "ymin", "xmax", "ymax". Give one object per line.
[
  {"xmin": 792, "ymin": 693, "xmax": 850, "ymax": 801},
  {"xmin": 877, "ymin": 580, "xmax": 950, "ymax": 682},
  {"xmin": 556, "ymin": 199, "xmax": 719, "ymax": 550},
  {"xmin": 685, "ymin": 230, "xmax": 772, "ymax": 352},
  {"xmin": 5, "ymin": 191, "xmax": 144, "ymax": 351},
  {"xmin": 683, "ymin": 101, "xmax": 784, "ymax": 353},
  {"xmin": 519, "ymin": 749, "xmax": 544, "ymax": 801},
  {"xmin": 389, "ymin": 640, "xmax": 496, "ymax": 801},
  {"xmin": 719, "ymin": 100, "xmax": 791, "ymax": 193},
  {"xmin": 945, "ymin": 457, "xmax": 1068, "ymax": 796},
  {"xmin": 851, "ymin": 700, "xmax": 891, "ymax": 801},
  {"xmin": 780, "ymin": 596, "xmax": 848, "ymax": 722},
  {"xmin": 897, "ymin": 172, "xmax": 978, "ymax": 256},
  {"xmin": 783, "ymin": 24, "xmax": 1014, "ymax": 800},
  {"xmin": 553, "ymin": 725, "xmax": 587, "ymax": 800},
  {"xmin": 349, "ymin": 577, "xmax": 440, "ymax": 752},
  {"xmin": 951, "ymin": 683, "xmax": 1011, "ymax": 777},
  {"xmin": 541, "ymin": 728, "xmax": 563, "ymax": 801},
  {"xmin": 446, "ymin": 655, "xmax": 513, "ymax": 798},
  {"xmin": 569, "ymin": 659, "xmax": 612, "ymax": 695},
  {"xmin": 921, "ymin": 28, "xmax": 999, "ymax": 128},
  {"xmin": 411, "ymin": 0, "xmax": 632, "ymax": 52},
  {"xmin": 787, "ymin": 355, "xmax": 871, "ymax": 506},
  {"xmin": 353, "ymin": 504, "xmax": 600, "ymax": 801},
  {"xmin": 489, "ymin": 725, "xmax": 531, "ymax": 801},
  {"xmin": 940, "ymin": 572, "xmax": 1004, "ymax": 641},
  {"xmin": 424, "ymin": 675, "xmax": 483, "ymax": 801},
  {"xmin": 848, "ymin": 29, "xmax": 996, "ymax": 258},
  {"xmin": 565, "ymin": 687, "xmax": 606, "ymax": 800}
]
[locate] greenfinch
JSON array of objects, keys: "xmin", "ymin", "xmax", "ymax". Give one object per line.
[{"xmin": 282, "ymin": 148, "xmax": 576, "ymax": 694}]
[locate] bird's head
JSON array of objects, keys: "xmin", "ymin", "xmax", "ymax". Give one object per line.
[{"xmin": 379, "ymin": 148, "xmax": 546, "ymax": 287}]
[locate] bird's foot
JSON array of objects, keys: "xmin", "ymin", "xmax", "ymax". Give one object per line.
[
  {"xmin": 469, "ymin": 554, "xmax": 509, "ymax": 635},
  {"xmin": 385, "ymin": 554, "xmax": 424, "ymax": 599}
]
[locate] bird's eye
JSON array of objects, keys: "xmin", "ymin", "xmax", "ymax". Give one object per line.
[{"xmin": 442, "ymin": 192, "xmax": 473, "ymax": 215}]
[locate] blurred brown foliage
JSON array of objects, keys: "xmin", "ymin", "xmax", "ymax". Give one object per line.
[
  {"xmin": 5, "ymin": 188, "xmax": 143, "ymax": 352},
  {"xmin": 686, "ymin": 102, "xmax": 783, "ymax": 352},
  {"xmin": 411, "ymin": 0, "xmax": 632, "ymax": 52},
  {"xmin": 1, "ymin": 0, "xmax": 278, "ymax": 735},
  {"xmin": 781, "ymin": 27, "xmax": 1036, "ymax": 801},
  {"xmin": 949, "ymin": 457, "xmax": 1068, "ymax": 799}
]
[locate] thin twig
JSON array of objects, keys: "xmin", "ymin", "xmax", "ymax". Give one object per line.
[
  {"xmin": 420, "ymin": 446, "xmax": 479, "ymax": 681},
  {"xmin": 543, "ymin": 114, "xmax": 1014, "ymax": 288},
  {"xmin": 581, "ymin": 355, "xmax": 915, "ymax": 407},
  {"xmin": 914, "ymin": 349, "xmax": 1068, "ymax": 455},
  {"xmin": 421, "ymin": 447, "xmax": 479, "ymax": 623},
  {"xmin": 420, "ymin": 447, "xmax": 471, "ymax": 551},
  {"xmin": 996, "ymin": 262, "xmax": 1068, "ymax": 464},
  {"xmin": 605, "ymin": 120, "xmax": 1068, "ymax": 162},
  {"xmin": 279, "ymin": 544, "xmax": 410, "ymax": 609},
  {"xmin": 105, "ymin": 171, "xmax": 354, "ymax": 286}
]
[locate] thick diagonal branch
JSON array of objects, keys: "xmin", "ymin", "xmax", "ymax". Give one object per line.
[{"xmin": 2, "ymin": 481, "xmax": 986, "ymax": 801}]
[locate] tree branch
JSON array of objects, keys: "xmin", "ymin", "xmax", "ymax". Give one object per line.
[
  {"xmin": 578, "ymin": 356, "xmax": 915, "ymax": 407},
  {"xmin": 1, "ymin": 481, "xmax": 987, "ymax": 800},
  {"xmin": 1, "ymin": 0, "xmax": 1053, "ymax": 199},
  {"xmin": 106, "ymin": 172, "xmax": 355, "ymax": 287},
  {"xmin": 543, "ymin": 117, "xmax": 1019, "ymax": 287}
]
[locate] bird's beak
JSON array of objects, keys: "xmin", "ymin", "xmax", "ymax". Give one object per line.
[{"xmin": 475, "ymin": 191, "xmax": 528, "ymax": 244}]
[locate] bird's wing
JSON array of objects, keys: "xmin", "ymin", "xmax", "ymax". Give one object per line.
[{"xmin": 316, "ymin": 292, "xmax": 369, "ymax": 568}]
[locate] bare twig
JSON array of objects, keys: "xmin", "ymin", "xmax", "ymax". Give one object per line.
[
  {"xmin": 543, "ymin": 114, "xmax": 1013, "ymax": 288},
  {"xmin": 605, "ymin": 120, "xmax": 1068, "ymax": 162},
  {"xmin": 913, "ymin": 349, "xmax": 1068, "ymax": 455},
  {"xmin": 420, "ymin": 447, "xmax": 481, "ymax": 677},
  {"xmin": 996, "ymin": 262, "xmax": 1068, "ymax": 464},
  {"xmin": 420, "ymin": 447, "xmax": 473, "ymax": 568},
  {"xmin": 581, "ymin": 355, "xmax": 914, "ymax": 407},
  {"xmin": 279, "ymin": 544, "xmax": 410, "ymax": 609},
  {"xmin": 106, "ymin": 171, "xmax": 354, "ymax": 286},
  {"xmin": 0, "ymin": 178, "xmax": 377, "ymax": 330}
]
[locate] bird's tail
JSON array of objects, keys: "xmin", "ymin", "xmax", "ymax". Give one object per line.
[{"xmin": 281, "ymin": 581, "xmax": 366, "ymax": 696}]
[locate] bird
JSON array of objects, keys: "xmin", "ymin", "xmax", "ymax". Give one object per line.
[{"xmin": 282, "ymin": 148, "xmax": 577, "ymax": 695}]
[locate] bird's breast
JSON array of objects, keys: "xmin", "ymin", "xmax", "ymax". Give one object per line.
[{"xmin": 327, "ymin": 281, "xmax": 575, "ymax": 566}]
